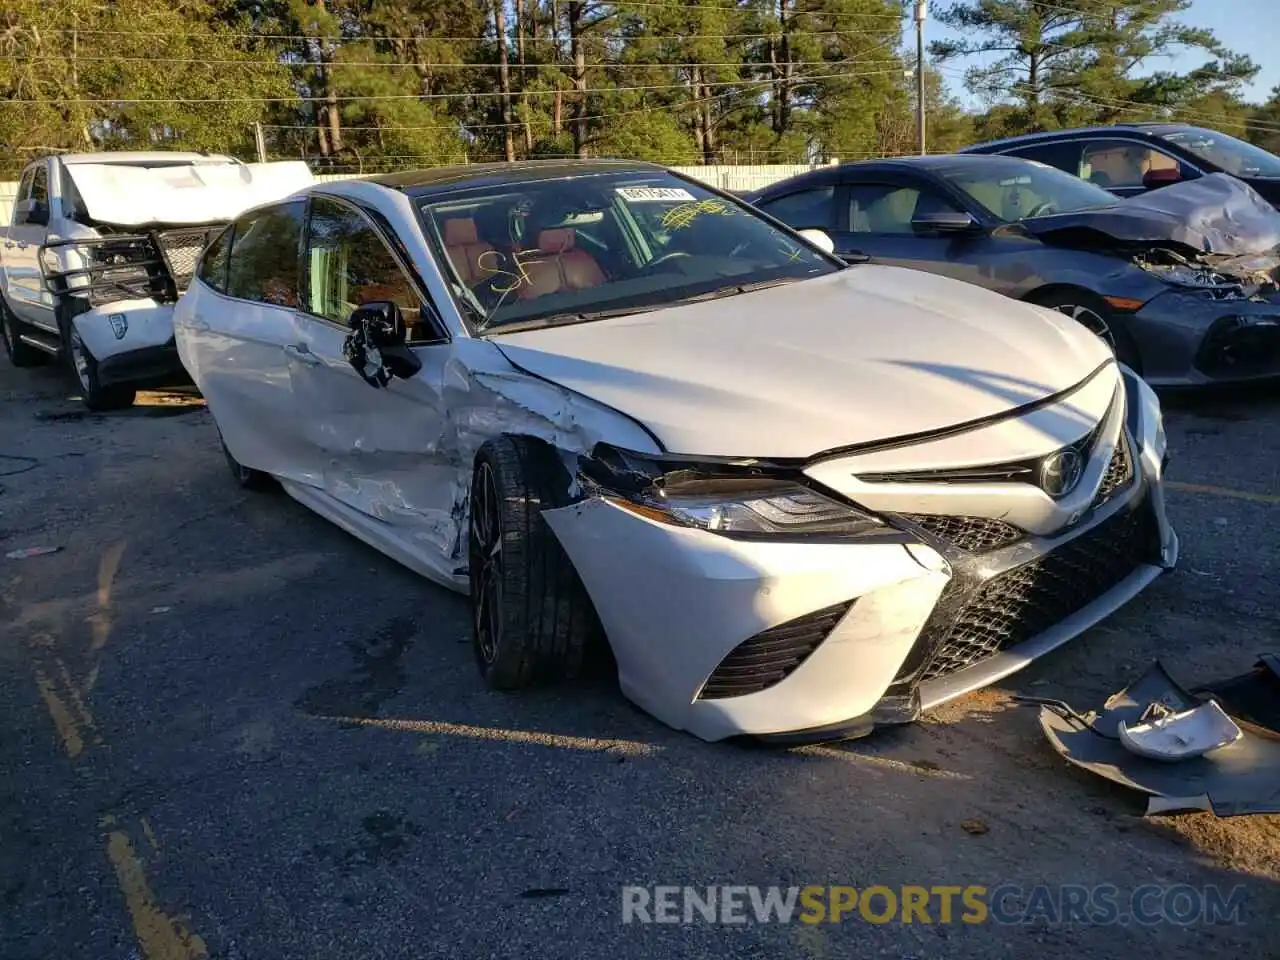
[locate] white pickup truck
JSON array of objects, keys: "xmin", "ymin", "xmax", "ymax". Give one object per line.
[{"xmin": 0, "ymin": 152, "xmax": 314, "ymax": 409}]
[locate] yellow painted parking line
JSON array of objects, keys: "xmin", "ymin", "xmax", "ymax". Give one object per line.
[
  {"xmin": 141, "ymin": 817, "xmax": 161, "ymax": 853},
  {"xmin": 33, "ymin": 667, "xmax": 87, "ymax": 759},
  {"xmin": 314, "ymin": 713, "xmax": 662, "ymax": 756},
  {"xmin": 1164, "ymin": 480, "xmax": 1280, "ymax": 506},
  {"xmin": 91, "ymin": 541, "xmax": 127, "ymax": 653},
  {"xmin": 31, "ymin": 653, "xmax": 103, "ymax": 760},
  {"xmin": 105, "ymin": 827, "xmax": 209, "ymax": 960}
]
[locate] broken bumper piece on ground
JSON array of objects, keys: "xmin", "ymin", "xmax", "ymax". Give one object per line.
[{"xmin": 1035, "ymin": 657, "xmax": 1280, "ymax": 817}]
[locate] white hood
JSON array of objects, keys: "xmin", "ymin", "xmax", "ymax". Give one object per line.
[
  {"xmin": 64, "ymin": 160, "xmax": 315, "ymax": 227},
  {"xmin": 491, "ymin": 265, "xmax": 1112, "ymax": 459}
]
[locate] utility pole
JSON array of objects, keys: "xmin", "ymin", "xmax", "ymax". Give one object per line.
[
  {"xmin": 914, "ymin": 0, "xmax": 927, "ymax": 155},
  {"xmin": 253, "ymin": 122, "xmax": 268, "ymax": 163}
]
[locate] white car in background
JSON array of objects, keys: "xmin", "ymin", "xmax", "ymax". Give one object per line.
[
  {"xmin": 173, "ymin": 160, "xmax": 1178, "ymax": 742},
  {"xmin": 0, "ymin": 152, "xmax": 312, "ymax": 409}
]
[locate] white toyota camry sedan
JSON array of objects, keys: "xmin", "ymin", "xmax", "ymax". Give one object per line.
[{"xmin": 174, "ymin": 160, "xmax": 1178, "ymax": 742}]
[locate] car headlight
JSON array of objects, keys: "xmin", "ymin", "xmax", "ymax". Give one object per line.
[
  {"xmin": 583, "ymin": 448, "xmax": 884, "ymax": 540},
  {"xmin": 1122, "ymin": 369, "xmax": 1166, "ymax": 468},
  {"xmin": 1134, "ymin": 259, "xmax": 1246, "ymax": 300}
]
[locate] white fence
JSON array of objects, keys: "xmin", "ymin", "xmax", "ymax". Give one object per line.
[{"xmin": 0, "ymin": 162, "xmax": 827, "ymax": 225}]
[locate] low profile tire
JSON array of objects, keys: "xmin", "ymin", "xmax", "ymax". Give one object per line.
[
  {"xmin": 1029, "ymin": 289, "xmax": 1143, "ymax": 373},
  {"xmin": 468, "ymin": 435, "xmax": 601, "ymax": 690},
  {"xmin": 61, "ymin": 317, "xmax": 136, "ymax": 411},
  {"xmin": 220, "ymin": 438, "xmax": 275, "ymax": 491},
  {"xmin": 0, "ymin": 297, "xmax": 47, "ymax": 368}
]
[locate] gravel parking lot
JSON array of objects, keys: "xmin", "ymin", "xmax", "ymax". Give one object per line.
[{"xmin": 1, "ymin": 355, "xmax": 1277, "ymax": 960}]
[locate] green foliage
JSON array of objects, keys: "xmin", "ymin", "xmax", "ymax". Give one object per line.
[
  {"xmin": 1248, "ymin": 87, "xmax": 1280, "ymax": 156},
  {"xmin": 0, "ymin": 0, "xmax": 292, "ymax": 176},
  {"xmin": 1, "ymin": 0, "xmax": 1274, "ymax": 178},
  {"xmin": 932, "ymin": 0, "xmax": 1259, "ymax": 134}
]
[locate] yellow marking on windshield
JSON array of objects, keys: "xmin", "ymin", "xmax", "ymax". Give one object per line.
[
  {"xmin": 476, "ymin": 248, "xmax": 551, "ymax": 296},
  {"xmin": 661, "ymin": 198, "xmax": 735, "ymax": 230}
]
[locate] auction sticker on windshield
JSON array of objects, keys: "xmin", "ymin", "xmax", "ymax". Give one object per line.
[{"xmin": 616, "ymin": 187, "xmax": 696, "ymax": 202}]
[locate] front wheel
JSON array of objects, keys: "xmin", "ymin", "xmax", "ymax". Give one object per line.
[
  {"xmin": 1029, "ymin": 290, "xmax": 1143, "ymax": 373},
  {"xmin": 221, "ymin": 437, "xmax": 275, "ymax": 491},
  {"xmin": 62, "ymin": 319, "xmax": 136, "ymax": 411},
  {"xmin": 468, "ymin": 436, "xmax": 601, "ymax": 690}
]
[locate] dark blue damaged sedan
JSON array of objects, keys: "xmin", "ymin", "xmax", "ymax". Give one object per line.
[{"xmin": 746, "ymin": 154, "xmax": 1280, "ymax": 388}]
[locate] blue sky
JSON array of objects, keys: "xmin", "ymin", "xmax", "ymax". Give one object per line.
[{"xmin": 924, "ymin": 0, "xmax": 1279, "ymax": 108}]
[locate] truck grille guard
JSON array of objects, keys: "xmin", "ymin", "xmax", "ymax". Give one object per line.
[{"xmin": 39, "ymin": 225, "xmax": 224, "ymax": 308}]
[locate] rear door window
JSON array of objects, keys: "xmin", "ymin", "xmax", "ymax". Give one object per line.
[
  {"xmin": 846, "ymin": 183, "xmax": 968, "ymax": 233},
  {"xmin": 758, "ymin": 186, "xmax": 837, "ymax": 231},
  {"xmin": 1001, "ymin": 141, "xmax": 1084, "ymax": 177},
  {"xmin": 197, "ymin": 226, "xmax": 233, "ymax": 294},
  {"xmin": 29, "ymin": 165, "xmax": 48, "ymax": 206},
  {"xmin": 1078, "ymin": 139, "xmax": 1182, "ymax": 188},
  {"xmin": 225, "ymin": 201, "xmax": 306, "ymax": 307}
]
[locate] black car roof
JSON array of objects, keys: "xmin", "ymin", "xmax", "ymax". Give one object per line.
[
  {"xmin": 369, "ymin": 159, "xmax": 666, "ymax": 196},
  {"xmin": 961, "ymin": 123, "xmax": 1191, "ymax": 152},
  {"xmin": 751, "ymin": 153, "xmax": 1052, "ymax": 195}
]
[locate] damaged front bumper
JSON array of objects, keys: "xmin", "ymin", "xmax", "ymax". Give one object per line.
[
  {"xmin": 544, "ymin": 376, "xmax": 1176, "ymax": 743},
  {"xmin": 70, "ymin": 299, "xmax": 187, "ymax": 388},
  {"xmin": 1129, "ymin": 288, "xmax": 1280, "ymax": 386}
]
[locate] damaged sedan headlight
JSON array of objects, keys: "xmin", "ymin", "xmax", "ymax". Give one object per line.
[
  {"xmin": 1134, "ymin": 258, "xmax": 1247, "ymax": 300},
  {"xmin": 583, "ymin": 447, "xmax": 884, "ymax": 540}
]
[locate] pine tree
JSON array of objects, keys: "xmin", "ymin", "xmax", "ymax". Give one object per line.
[{"xmin": 931, "ymin": 0, "xmax": 1257, "ymax": 135}]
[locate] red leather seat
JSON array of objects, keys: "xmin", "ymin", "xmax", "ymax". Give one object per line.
[
  {"xmin": 515, "ymin": 228, "xmax": 606, "ymax": 300},
  {"xmin": 443, "ymin": 218, "xmax": 496, "ymax": 285}
]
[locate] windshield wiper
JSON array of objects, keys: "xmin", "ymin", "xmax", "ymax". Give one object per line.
[
  {"xmin": 481, "ymin": 305, "xmax": 648, "ymax": 335},
  {"xmin": 661, "ymin": 276, "xmax": 804, "ymax": 307},
  {"xmin": 480, "ymin": 278, "xmax": 806, "ymax": 335}
]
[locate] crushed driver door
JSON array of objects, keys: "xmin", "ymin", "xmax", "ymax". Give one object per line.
[{"xmin": 286, "ymin": 195, "xmax": 462, "ymax": 562}]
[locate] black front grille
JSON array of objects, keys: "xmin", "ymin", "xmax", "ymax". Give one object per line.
[
  {"xmin": 1194, "ymin": 316, "xmax": 1280, "ymax": 378},
  {"xmin": 919, "ymin": 497, "xmax": 1160, "ymax": 682},
  {"xmin": 900, "ymin": 514, "xmax": 1024, "ymax": 553},
  {"xmin": 156, "ymin": 228, "xmax": 221, "ymax": 290},
  {"xmin": 1092, "ymin": 437, "xmax": 1133, "ymax": 507},
  {"xmin": 698, "ymin": 601, "xmax": 853, "ymax": 700}
]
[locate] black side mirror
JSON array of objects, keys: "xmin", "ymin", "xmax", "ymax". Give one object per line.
[
  {"xmin": 342, "ymin": 301, "xmax": 423, "ymax": 388},
  {"xmin": 911, "ymin": 209, "xmax": 980, "ymax": 235},
  {"xmin": 16, "ymin": 198, "xmax": 49, "ymax": 226}
]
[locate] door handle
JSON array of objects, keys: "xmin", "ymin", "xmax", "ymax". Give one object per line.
[
  {"xmin": 283, "ymin": 343, "xmax": 321, "ymax": 365},
  {"xmin": 2, "ymin": 241, "xmax": 13, "ymax": 249},
  {"xmin": 14, "ymin": 242, "xmax": 28, "ymax": 250}
]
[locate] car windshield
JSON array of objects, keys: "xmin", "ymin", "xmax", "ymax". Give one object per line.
[
  {"xmin": 940, "ymin": 159, "xmax": 1119, "ymax": 222},
  {"xmin": 1159, "ymin": 127, "xmax": 1280, "ymax": 178},
  {"xmin": 416, "ymin": 171, "xmax": 837, "ymax": 333}
]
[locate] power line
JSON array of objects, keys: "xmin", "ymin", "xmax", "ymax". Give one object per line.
[
  {"xmin": 306, "ymin": 148, "xmax": 914, "ymax": 171},
  {"xmin": 24, "ymin": 28, "xmax": 905, "ymax": 45},
  {"xmin": 0, "ymin": 66, "xmax": 904, "ymax": 106},
  {"xmin": 933, "ymin": 63, "xmax": 1280, "ymax": 133},
  {"xmin": 37, "ymin": 7, "xmax": 907, "ymax": 44},
  {"xmin": 5, "ymin": 54, "xmax": 903, "ymax": 71},
  {"xmin": 1001, "ymin": 81, "xmax": 1280, "ymax": 134},
  {"xmin": 252, "ymin": 67, "xmax": 906, "ymax": 132}
]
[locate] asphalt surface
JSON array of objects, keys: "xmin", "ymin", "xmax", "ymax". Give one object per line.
[{"xmin": 1, "ymin": 354, "xmax": 1278, "ymax": 960}]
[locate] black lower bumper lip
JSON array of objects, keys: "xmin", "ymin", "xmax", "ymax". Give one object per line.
[
  {"xmin": 95, "ymin": 340, "xmax": 190, "ymax": 388},
  {"xmin": 751, "ymin": 693, "xmax": 921, "ymax": 745}
]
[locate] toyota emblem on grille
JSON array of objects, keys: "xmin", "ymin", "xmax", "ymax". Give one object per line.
[{"xmin": 1040, "ymin": 448, "xmax": 1084, "ymax": 498}]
